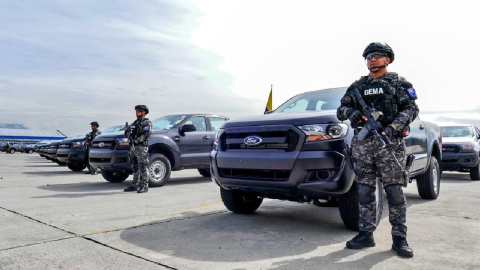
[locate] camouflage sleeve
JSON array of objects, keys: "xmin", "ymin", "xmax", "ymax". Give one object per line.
[
  {"xmin": 336, "ymin": 83, "xmax": 356, "ymax": 121},
  {"xmin": 134, "ymin": 119, "xmax": 152, "ymax": 144},
  {"xmin": 391, "ymin": 78, "xmax": 419, "ymax": 130}
]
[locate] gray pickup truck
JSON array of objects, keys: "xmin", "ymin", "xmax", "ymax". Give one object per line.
[
  {"xmin": 57, "ymin": 125, "xmax": 125, "ymax": 172},
  {"xmin": 89, "ymin": 114, "xmax": 228, "ymax": 186},
  {"xmin": 211, "ymin": 87, "xmax": 442, "ymax": 230},
  {"xmin": 440, "ymin": 125, "xmax": 480, "ymax": 180}
]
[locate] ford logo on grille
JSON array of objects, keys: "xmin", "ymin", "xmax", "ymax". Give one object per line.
[
  {"xmin": 244, "ymin": 136, "xmax": 262, "ymax": 146},
  {"xmin": 99, "ymin": 142, "xmax": 105, "ymax": 148}
]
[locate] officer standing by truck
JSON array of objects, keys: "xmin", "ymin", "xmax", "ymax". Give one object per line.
[
  {"xmin": 337, "ymin": 42, "xmax": 419, "ymax": 258},
  {"xmin": 123, "ymin": 105, "xmax": 152, "ymax": 193},
  {"xmin": 84, "ymin": 122, "xmax": 101, "ymax": 175}
]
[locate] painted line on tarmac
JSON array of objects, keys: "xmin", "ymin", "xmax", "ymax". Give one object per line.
[
  {"xmin": 82, "ymin": 236, "xmax": 178, "ymax": 270},
  {"xmin": 0, "ymin": 236, "xmax": 75, "ymax": 252},
  {"xmin": 0, "ymin": 206, "xmax": 77, "ymax": 235},
  {"xmin": 0, "ymin": 206, "xmax": 177, "ymax": 269}
]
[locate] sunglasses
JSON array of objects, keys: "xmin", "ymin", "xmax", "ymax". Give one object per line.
[{"xmin": 366, "ymin": 52, "xmax": 386, "ymax": 60}]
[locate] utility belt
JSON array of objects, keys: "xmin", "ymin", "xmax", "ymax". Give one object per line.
[{"xmin": 132, "ymin": 140, "xmax": 149, "ymax": 147}]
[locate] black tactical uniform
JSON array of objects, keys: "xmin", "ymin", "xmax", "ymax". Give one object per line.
[
  {"xmin": 124, "ymin": 105, "xmax": 152, "ymax": 193},
  {"xmin": 84, "ymin": 122, "xmax": 101, "ymax": 175},
  {"xmin": 337, "ymin": 42, "xmax": 419, "ymax": 258}
]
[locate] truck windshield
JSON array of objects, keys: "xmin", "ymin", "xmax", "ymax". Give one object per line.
[
  {"xmin": 273, "ymin": 88, "xmax": 345, "ymax": 113},
  {"xmin": 103, "ymin": 125, "xmax": 123, "ymax": 133},
  {"xmin": 152, "ymin": 115, "xmax": 187, "ymax": 130},
  {"xmin": 440, "ymin": 126, "xmax": 473, "ymax": 138}
]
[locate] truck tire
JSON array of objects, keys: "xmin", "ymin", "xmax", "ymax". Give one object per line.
[
  {"xmin": 101, "ymin": 170, "xmax": 129, "ymax": 183},
  {"xmin": 416, "ymin": 156, "xmax": 441, "ymax": 199},
  {"xmin": 220, "ymin": 187, "xmax": 263, "ymax": 214},
  {"xmin": 470, "ymin": 162, "xmax": 480, "ymax": 181},
  {"xmin": 27, "ymin": 149, "xmax": 34, "ymax": 154},
  {"xmin": 10, "ymin": 149, "xmax": 16, "ymax": 154},
  {"xmin": 148, "ymin": 154, "xmax": 171, "ymax": 187},
  {"xmin": 198, "ymin": 168, "xmax": 211, "ymax": 177},
  {"xmin": 338, "ymin": 179, "xmax": 383, "ymax": 231},
  {"xmin": 67, "ymin": 163, "xmax": 86, "ymax": 171}
]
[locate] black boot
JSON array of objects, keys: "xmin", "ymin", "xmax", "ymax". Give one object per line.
[
  {"xmin": 123, "ymin": 186, "xmax": 137, "ymax": 192},
  {"xmin": 346, "ymin": 231, "xmax": 375, "ymax": 249},
  {"xmin": 392, "ymin": 235, "xmax": 414, "ymax": 258},
  {"xmin": 137, "ymin": 187, "xmax": 148, "ymax": 193}
]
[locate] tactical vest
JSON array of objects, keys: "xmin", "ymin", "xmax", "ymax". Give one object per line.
[{"xmin": 354, "ymin": 72, "xmax": 398, "ymax": 126}]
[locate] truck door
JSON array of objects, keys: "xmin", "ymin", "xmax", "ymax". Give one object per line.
[
  {"xmin": 178, "ymin": 116, "xmax": 213, "ymax": 166},
  {"xmin": 405, "ymin": 116, "xmax": 428, "ymax": 173}
]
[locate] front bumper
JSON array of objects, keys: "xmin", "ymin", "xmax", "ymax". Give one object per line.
[
  {"xmin": 441, "ymin": 150, "xmax": 479, "ymax": 171},
  {"xmin": 89, "ymin": 148, "xmax": 132, "ymax": 173},
  {"xmin": 211, "ymin": 148, "xmax": 354, "ymax": 198}
]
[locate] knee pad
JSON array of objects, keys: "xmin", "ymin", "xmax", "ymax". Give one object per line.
[
  {"xmin": 358, "ymin": 184, "xmax": 376, "ymax": 204},
  {"xmin": 385, "ymin": 185, "xmax": 405, "ymax": 206}
]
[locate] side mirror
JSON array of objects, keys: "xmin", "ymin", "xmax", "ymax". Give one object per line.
[
  {"xmin": 477, "ymin": 134, "xmax": 480, "ymax": 139},
  {"xmin": 181, "ymin": 124, "xmax": 196, "ymax": 133}
]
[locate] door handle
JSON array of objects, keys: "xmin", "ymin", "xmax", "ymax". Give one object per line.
[
  {"xmin": 419, "ymin": 125, "xmax": 425, "ymax": 130},
  {"xmin": 203, "ymin": 136, "xmax": 211, "ymax": 140},
  {"xmin": 172, "ymin": 135, "xmax": 180, "ymax": 142}
]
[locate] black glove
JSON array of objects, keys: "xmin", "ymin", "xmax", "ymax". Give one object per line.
[
  {"xmin": 346, "ymin": 108, "xmax": 363, "ymax": 124},
  {"xmin": 383, "ymin": 126, "xmax": 394, "ymax": 141}
]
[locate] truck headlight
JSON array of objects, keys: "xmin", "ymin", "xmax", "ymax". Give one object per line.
[
  {"xmin": 297, "ymin": 123, "xmax": 348, "ymax": 142},
  {"xmin": 72, "ymin": 141, "xmax": 84, "ymax": 148},
  {"xmin": 461, "ymin": 143, "xmax": 474, "ymax": 151},
  {"xmin": 117, "ymin": 138, "xmax": 130, "ymax": 149},
  {"xmin": 213, "ymin": 129, "xmax": 224, "ymax": 150}
]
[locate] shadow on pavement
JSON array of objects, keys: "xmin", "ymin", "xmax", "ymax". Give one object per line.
[
  {"xmin": 166, "ymin": 177, "xmax": 211, "ymax": 186},
  {"xmin": 440, "ymin": 172, "xmax": 477, "ymax": 183},
  {"xmin": 37, "ymin": 181, "xmax": 125, "ymax": 193},
  {"xmin": 24, "ymin": 164, "xmax": 63, "ymax": 168},
  {"xmin": 118, "ymin": 200, "xmax": 412, "ymax": 264},
  {"xmin": 270, "ymin": 249, "xmax": 395, "ymax": 270},
  {"xmin": 32, "ymin": 191, "xmax": 122, "ymax": 199},
  {"xmin": 22, "ymin": 170, "xmax": 83, "ymax": 177}
]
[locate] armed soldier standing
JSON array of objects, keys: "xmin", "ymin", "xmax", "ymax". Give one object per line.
[
  {"xmin": 84, "ymin": 122, "xmax": 101, "ymax": 175},
  {"xmin": 123, "ymin": 105, "xmax": 152, "ymax": 193},
  {"xmin": 337, "ymin": 42, "xmax": 419, "ymax": 258}
]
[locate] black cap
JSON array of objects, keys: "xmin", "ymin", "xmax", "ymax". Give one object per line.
[
  {"xmin": 135, "ymin": 105, "xmax": 149, "ymax": 114},
  {"xmin": 362, "ymin": 42, "xmax": 395, "ymax": 63}
]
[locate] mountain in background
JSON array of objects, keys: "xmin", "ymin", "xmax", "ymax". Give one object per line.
[{"xmin": 0, "ymin": 124, "xmax": 28, "ymax": 129}]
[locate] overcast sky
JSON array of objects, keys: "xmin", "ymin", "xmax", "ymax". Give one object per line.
[{"xmin": 1, "ymin": 0, "xmax": 479, "ymax": 136}]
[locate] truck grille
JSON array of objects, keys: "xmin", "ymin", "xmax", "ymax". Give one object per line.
[
  {"xmin": 442, "ymin": 145, "xmax": 460, "ymax": 153},
  {"xmin": 59, "ymin": 144, "xmax": 71, "ymax": 149},
  {"xmin": 223, "ymin": 127, "xmax": 300, "ymax": 152},
  {"xmin": 218, "ymin": 168, "xmax": 290, "ymax": 181},
  {"xmin": 90, "ymin": 158, "xmax": 112, "ymax": 163},
  {"xmin": 92, "ymin": 140, "xmax": 116, "ymax": 149}
]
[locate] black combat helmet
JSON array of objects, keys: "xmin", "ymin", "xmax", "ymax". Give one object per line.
[
  {"xmin": 135, "ymin": 105, "xmax": 149, "ymax": 114},
  {"xmin": 90, "ymin": 121, "xmax": 99, "ymax": 127},
  {"xmin": 362, "ymin": 42, "xmax": 395, "ymax": 63}
]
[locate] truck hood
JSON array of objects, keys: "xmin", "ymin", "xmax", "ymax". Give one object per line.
[
  {"xmin": 442, "ymin": 137, "xmax": 476, "ymax": 144},
  {"xmin": 223, "ymin": 111, "xmax": 343, "ymax": 128},
  {"xmin": 94, "ymin": 130, "xmax": 168, "ymax": 140}
]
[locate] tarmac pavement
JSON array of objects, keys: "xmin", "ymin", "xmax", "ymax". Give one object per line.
[{"xmin": 1, "ymin": 153, "xmax": 479, "ymax": 269}]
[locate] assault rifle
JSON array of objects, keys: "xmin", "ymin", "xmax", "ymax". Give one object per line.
[
  {"xmin": 350, "ymin": 87, "xmax": 393, "ymax": 149},
  {"xmin": 124, "ymin": 122, "xmax": 135, "ymax": 151}
]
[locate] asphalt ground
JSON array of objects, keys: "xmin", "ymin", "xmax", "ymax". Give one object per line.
[{"xmin": 0, "ymin": 153, "xmax": 479, "ymax": 270}]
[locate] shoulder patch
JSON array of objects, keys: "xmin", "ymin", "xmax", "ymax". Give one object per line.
[
  {"xmin": 143, "ymin": 126, "xmax": 150, "ymax": 131},
  {"xmin": 407, "ymin": 87, "xmax": 417, "ymax": 98}
]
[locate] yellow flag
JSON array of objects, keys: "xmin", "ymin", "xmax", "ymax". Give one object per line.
[{"xmin": 264, "ymin": 85, "xmax": 273, "ymax": 114}]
